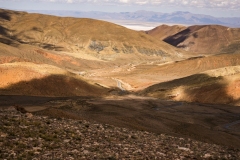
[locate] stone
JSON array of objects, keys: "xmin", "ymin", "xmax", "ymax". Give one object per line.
[{"xmin": 25, "ymin": 113, "xmax": 33, "ymax": 118}]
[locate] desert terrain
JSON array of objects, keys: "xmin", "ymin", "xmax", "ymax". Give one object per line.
[{"xmin": 1, "ymin": 8, "xmax": 240, "ymax": 158}]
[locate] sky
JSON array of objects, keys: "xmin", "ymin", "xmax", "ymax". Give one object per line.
[{"xmin": 1, "ymin": 0, "xmax": 240, "ymax": 17}]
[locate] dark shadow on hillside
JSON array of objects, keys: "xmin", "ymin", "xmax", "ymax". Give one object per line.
[
  {"xmin": 0, "ymin": 95, "xmax": 73, "ymax": 107},
  {"xmin": 32, "ymin": 27, "xmax": 43, "ymax": 32},
  {"xmin": 163, "ymin": 25, "xmax": 206, "ymax": 47},
  {"xmin": 141, "ymin": 73, "xmax": 239, "ymax": 105},
  {"xmin": 143, "ymin": 73, "xmax": 221, "ymax": 90},
  {"xmin": 0, "ymin": 74, "xmax": 108, "ymax": 97},
  {"xmin": 41, "ymin": 43, "xmax": 65, "ymax": 51},
  {"xmin": 0, "ymin": 9, "xmax": 23, "ymax": 21},
  {"xmin": 0, "ymin": 11, "xmax": 11, "ymax": 21},
  {"xmin": 0, "ymin": 37, "xmax": 19, "ymax": 47},
  {"xmin": 163, "ymin": 28, "xmax": 191, "ymax": 46},
  {"xmin": 0, "ymin": 22, "xmax": 64, "ymax": 51},
  {"xmin": 0, "ymin": 26, "xmax": 9, "ymax": 36},
  {"xmin": 0, "ymin": 25, "xmax": 22, "ymax": 47}
]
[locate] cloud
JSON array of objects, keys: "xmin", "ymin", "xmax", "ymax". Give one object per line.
[
  {"xmin": 119, "ymin": 0, "xmax": 128, "ymax": 3},
  {"xmin": 5, "ymin": 0, "xmax": 240, "ymax": 9}
]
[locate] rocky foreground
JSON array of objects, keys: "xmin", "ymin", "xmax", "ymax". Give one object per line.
[{"xmin": 0, "ymin": 107, "xmax": 239, "ymax": 160}]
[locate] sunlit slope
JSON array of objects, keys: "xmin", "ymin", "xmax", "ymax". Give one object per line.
[
  {"xmin": 0, "ymin": 62, "xmax": 108, "ymax": 96},
  {"xmin": 141, "ymin": 66, "xmax": 240, "ymax": 106},
  {"xmin": 0, "ymin": 33, "xmax": 117, "ymax": 73},
  {"xmin": 0, "ymin": 8, "xmax": 187, "ymax": 61}
]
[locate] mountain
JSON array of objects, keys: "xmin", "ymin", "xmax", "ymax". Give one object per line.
[
  {"xmin": 0, "ymin": 8, "xmax": 186, "ymax": 63},
  {"xmin": 159, "ymin": 25, "xmax": 240, "ymax": 54},
  {"xmin": 28, "ymin": 10, "xmax": 240, "ymax": 28}
]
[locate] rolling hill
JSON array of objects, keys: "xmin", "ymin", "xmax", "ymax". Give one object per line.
[
  {"xmin": 0, "ymin": 8, "xmax": 189, "ymax": 97},
  {"xmin": 0, "ymin": 8, "xmax": 187, "ymax": 63}
]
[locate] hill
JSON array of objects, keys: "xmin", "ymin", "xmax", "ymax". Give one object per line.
[
  {"xmin": 0, "ymin": 8, "xmax": 186, "ymax": 62},
  {"xmin": 141, "ymin": 66, "xmax": 240, "ymax": 106},
  {"xmin": 0, "ymin": 62, "xmax": 108, "ymax": 96},
  {"xmin": 161, "ymin": 25, "xmax": 240, "ymax": 54}
]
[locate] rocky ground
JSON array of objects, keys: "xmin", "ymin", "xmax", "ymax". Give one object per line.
[{"xmin": 0, "ymin": 107, "xmax": 239, "ymax": 160}]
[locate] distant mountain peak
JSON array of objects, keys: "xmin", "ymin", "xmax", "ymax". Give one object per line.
[{"xmin": 172, "ymin": 11, "xmax": 191, "ymax": 14}]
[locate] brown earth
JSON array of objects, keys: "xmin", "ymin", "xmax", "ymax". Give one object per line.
[
  {"xmin": 147, "ymin": 24, "xmax": 240, "ymax": 54},
  {"xmin": 0, "ymin": 8, "xmax": 187, "ymax": 62}
]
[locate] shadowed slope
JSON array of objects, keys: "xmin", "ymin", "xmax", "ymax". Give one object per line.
[
  {"xmin": 0, "ymin": 74, "xmax": 108, "ymax": 97},
  {"xmin": 0, "ymin": 62, "xmax": 108, "ymax": 96}
]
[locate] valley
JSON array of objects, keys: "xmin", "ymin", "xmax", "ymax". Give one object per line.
[{"xmin": 0, "ymin": 8, "xmax": 240, "ymax": 158}]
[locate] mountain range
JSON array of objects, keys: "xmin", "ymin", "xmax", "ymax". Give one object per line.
[{"xmin": 28, "ymin": 10, "xmax": 240, "ymax": 28}]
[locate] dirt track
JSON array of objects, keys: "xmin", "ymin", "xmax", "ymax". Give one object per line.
[{"xmin": 1, "ymin": 94, "xmax": 240, "ymax": 149}]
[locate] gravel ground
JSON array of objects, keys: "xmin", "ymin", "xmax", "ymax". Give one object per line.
[{"xmin": 0, "ymin": 107, "xmax": 239, "ymax": 160}]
